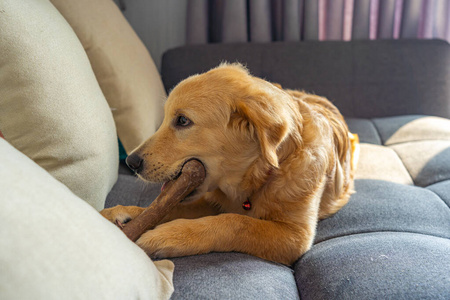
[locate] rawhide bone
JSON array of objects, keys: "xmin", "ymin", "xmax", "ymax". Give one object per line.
[{"xmin": 122, "ymin": 159, "xmax": 206, "ymax": 242}]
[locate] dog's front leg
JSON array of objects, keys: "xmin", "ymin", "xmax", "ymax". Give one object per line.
[
  {"xmin": 101, "ymin": 198, "xmax": 220, "ymax": 228},
  {"xmin": 136, "ymin": 213, "xmax": 314, "ymax": 265}
]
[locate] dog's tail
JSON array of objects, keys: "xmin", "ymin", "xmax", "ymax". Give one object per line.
[{"xmin": 348, "ymin": 132, "xmax": 360, "ymax": 176}]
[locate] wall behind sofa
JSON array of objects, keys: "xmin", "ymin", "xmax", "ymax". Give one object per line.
[{"xmin": 113, "ymin": 0, "xmax": 187, "ymax": 71}]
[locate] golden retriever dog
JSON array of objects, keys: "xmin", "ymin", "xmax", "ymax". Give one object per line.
[{"xmin": 101, "ymin": 63, "xmax": 359, "ymax": 265}]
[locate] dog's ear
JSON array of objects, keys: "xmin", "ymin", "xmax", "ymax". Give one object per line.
[{"xmin": 232, "ymin": 98, "xmax": 290, "ymax": 168}]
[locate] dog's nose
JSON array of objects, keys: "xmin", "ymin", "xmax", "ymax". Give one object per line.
[{"xmin": 126, "ymin": 153, "xmax": 143, "ymax": 173}]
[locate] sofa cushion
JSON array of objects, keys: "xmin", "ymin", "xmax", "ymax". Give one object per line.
[
  {"xmin": 0, "ymin": 138, "xmax": 174, "ymax": 300},
  {"xmin": 0, "ymin": 0, "xmax": 118, "ymax": 210},
  {"xmin": 50, "ymin": 0, "xmax": 166, "ymax": 154},
  {"xmin": 345, "ymin": 118, "xmax": 381, "ymax": 144},
  {"xmin": 315, "ymin": 180, "xmax": 450, "ymax": 243},
  {"xmin": 106, "ymin": 168, "xmax": 162, "ymax": 208},
  {"xmin": 354, "ymin": 144, "xmax": 413, "ymax": 185},
  {"xmin": 295, "ymin": 233, "xmax": 450, "ymax": 300},
  {"xmin": 372, "ymin": 115, "xmax": 450, "ymax": 145},
  {"xmin": 348, "ymin": 115, "xmax": 450, "ymax": 187},
  {"xmin": 170, "ymin": 253, "xmax": 300, "ymax": 300},
  {"xmin": 391, "ymin": 141, "xmax": 450, "ymax": 187},
  {"xmin": 427, "ymin": 180, "xmax": 450, "ymax": 207}
]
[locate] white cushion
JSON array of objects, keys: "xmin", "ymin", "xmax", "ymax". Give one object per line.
[
  {"xmin": 0, "ymin": 138, "xmax": 174, "ymax": 300},
  {"xmin": 50, "ymin": 0, "xmax": 167, "ymax": 153},
  {"xmin": 0, "ymin": 0, "xmax": 118, "ymax": 210}
]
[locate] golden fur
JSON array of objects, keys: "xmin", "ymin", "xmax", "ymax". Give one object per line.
[{"xmin": 101, "ymin": 64, "xmax": 359, "ymax": 265}]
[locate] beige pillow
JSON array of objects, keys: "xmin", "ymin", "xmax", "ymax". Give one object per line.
[
  {"xmin": 0, "ymin": 0, "xmax": 118, "ymax": 210},
  {"xmin": 51, "ymin": 0, "xmax": 167, "ymax": 154},
  {"xmin": 0, "ymin": 138, "xmax": 174, "ymax": 300}
]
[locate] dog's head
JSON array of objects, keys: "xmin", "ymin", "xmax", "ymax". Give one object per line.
[{"xmin": 126, "ymin": 63, "xmax": 301, "ymax": 201}]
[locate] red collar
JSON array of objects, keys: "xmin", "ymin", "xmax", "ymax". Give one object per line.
[
  {"xmin": 242, "ymin": 167, "xmax": 274, "ymax": 211},
  {"xmin": 242, "ymin": 198, "xmax": 252, "ymax": 210}
]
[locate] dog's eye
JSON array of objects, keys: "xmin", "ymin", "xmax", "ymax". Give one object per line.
[{"xmin": 175, "ymin": 115, "xmax": 192, "ymax": 127}]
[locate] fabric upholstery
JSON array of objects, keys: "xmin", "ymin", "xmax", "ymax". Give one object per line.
[
  {"xmin": 315, "ymin": 179, "xmax": 450, "ymax": 243},
  {"xmin": 345, "ymin": 118, "xmax": 381, "ymax": 144},
  {"xmin": 353, "ymin": 144, "xmax": 413, "ymax": 185},
  {"xmin": 427, "ymin": 181, "xmax": 450, "ymax": 208},
  {"xmin": 295, "ymin": 233, "xmax": 450, "ymax": 300},
  {"xmin": 0, "ymin": 0, "xmax": 118, "ymax": 210},
  {"xmin": 51, "ymin": 0, "xmax": 166, "ymax": 154},
  {"xmin": 169, "ymin": 253, "xmax": 300, "ymax": 300},
  {"xmin": 391, "ymin": 141, "xmax": 450, "ymax": 187},
  {"xmin": 349, "ymin": 115, "xmax": 450, "ymax": 187},
  {"xmin": 162, "ymin": 40, "xmax": 450, "ymax": 119},
  {"xmin": 372, "ymin": 115, "xmax": 450, "ymax": 145},
  {"xmin": 106, "ymin": 169, "xmax": 161, "ymax": 208},
  {"xmin": 0, "ymin": 138, "xmax": 174, "ymax": 300}
]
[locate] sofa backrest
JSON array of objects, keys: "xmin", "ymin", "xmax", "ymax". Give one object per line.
[{"xmin": 161, "ymin": 40, "xmax": 450, "ymax": 119}]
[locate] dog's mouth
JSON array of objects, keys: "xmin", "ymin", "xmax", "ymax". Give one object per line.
[{"xmin": 161, "ymin": 158, "xmax": 206, "ymax": 202}]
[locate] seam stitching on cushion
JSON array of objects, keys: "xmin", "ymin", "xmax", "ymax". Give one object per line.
[
  {"xmin": 314, "ymin": 229, "xmax": 450, "ymax": 246},
  {"xmin": 385, "ymin": 139, "xmax": 450, "ymax": 147},
  {"xmin": 388, "ymin": 146, "xmax": 416, "ymax": 186},
  {"xmin": 369, "ymin": 118, "xmax": 383, "ymax": 145},
  {"xmin": 426, "ymin": 185, "xmax": 450, "ymax": 209},
  {"xmin": 426, "ymin": 177, "xmax": 450, "ymax": 188}
]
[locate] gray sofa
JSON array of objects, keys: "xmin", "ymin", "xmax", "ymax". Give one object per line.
[{"xmin": 106, "ymin": 40, "xmax": 450, "ymax": 299}]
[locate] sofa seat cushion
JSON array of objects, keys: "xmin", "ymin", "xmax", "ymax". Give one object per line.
[
  {"xmin": 315, "ymin": 179, "xmax": 450, "ymax": 243},
  {"xmin": 391, "ymin": 141, "xmax": 450, "ymax": 187},
  {"xmin": 371, "ymin": 115, "xmax": 450, "ymax": 145},
  {"xmin": 354, "ymin": 144, "xmax": 413, "ymax": 184},
  {"xmin": 106, "ymin": 172, "xmax": 161, "ymax": 208},
  {"xmin": 427, "ymin": 180, "xmax": 450, "ymax": 207},
  {"xmin": 345, "ymin": 119, "xmax": 382, "ymax": 144},
  {"xmin": 169, "ymin": 253, "xmax": 300, "ymax": 299},
  {"xmin": 295, "ymin": 233, "xmax": 450, "ymax": 300},
  {"xmin": 349, "ymin": 115, "xmax": 450, "ymax": 187}
]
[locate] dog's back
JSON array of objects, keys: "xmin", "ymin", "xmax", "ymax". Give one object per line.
[{"xmin": 285, "ymin": 89, "xmax": 359, "ymax": 219}]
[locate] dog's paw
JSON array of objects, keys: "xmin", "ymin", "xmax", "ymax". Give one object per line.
[
  {"xmin": 100, "ymin": 205, "xmax": 144, "ymax": 229},
  {"xmin": 136, "ymin": 219, "xmax": 210, "ymax": 259}
]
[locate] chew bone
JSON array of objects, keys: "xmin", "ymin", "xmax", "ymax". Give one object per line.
[{"xmin": 122, "ymin": 159, "xmax": 206, "ymax": 242}]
